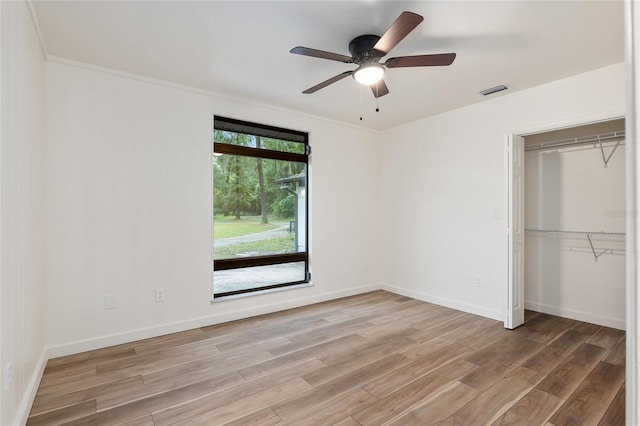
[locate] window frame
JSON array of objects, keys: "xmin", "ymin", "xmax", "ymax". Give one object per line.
[{"xmin": 213, "ymin": 116, "xmax": 310, "ymax": 298}]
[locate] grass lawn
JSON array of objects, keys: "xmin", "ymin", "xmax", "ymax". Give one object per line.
[
  {"xmin": 214, "ymin": 235, "xmax": 295, "ymax": 259},
  {"xmin": 213, "ymin": 215, "xmax": 281, "ymax": 239}
]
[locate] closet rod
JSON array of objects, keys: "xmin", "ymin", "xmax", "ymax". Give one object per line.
[
  {"xmin": 525, "ymin": 229, "xmax": 625, "ymax": 237},
  {"xmin": 525, "ymin": 130, "xmax": 625, "ymax": 152}
]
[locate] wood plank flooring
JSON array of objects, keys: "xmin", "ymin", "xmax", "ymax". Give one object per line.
[{"xmin": 28, "ymin": 291, "xmax": 625, "ymax": 425}]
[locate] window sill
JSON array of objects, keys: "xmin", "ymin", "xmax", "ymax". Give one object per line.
[{"xmin": 211, "ymin": 282, "xmax": 313, "ymax": 303}]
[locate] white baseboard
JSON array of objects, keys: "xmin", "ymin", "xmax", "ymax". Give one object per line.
[
  {"xmin": 47, "ymin": 283, "xmax": 382, "ymax": 358},
  {"xmin": 381, "ymin": 283, "xmax": 503, "ymax": 322},
  {"xmin": 525, "ymin": 301, "xmax": 625, "ymax": 330},
  {"xmin": 14, "ymin": 348, "xmax": 48, "ymax": 426}
]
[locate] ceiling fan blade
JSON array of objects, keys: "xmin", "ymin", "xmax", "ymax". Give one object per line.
[
  {"xmin": 371, "ymin": 79, "xmax": 389, "ymax": 98},
  {"xmin": 372, "ymin": 11, "xmax": 424, "ymax": 56},
  {"xmin": 290, "ymin": 46, "xmax": 353, "ymax": 63},
  {"xmin": 302, "ymin": 71, "xmax": 354, "ymax": 94},
  {"xmin": 384, "ymin": 53, "xmax": 456, "ymax": 68}
]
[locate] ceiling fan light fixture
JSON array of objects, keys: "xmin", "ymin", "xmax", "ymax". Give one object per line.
[{"xmin": 353, "ymin": 64, "xmax": 384, "ymax": 86}]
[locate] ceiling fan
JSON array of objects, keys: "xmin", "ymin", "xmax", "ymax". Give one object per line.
[{"xmin": 290, "ymin": 11, "xmax": 456, "ymax": 98}]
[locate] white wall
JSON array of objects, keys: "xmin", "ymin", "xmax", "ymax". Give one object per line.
[
  {"xmin": 379, "ymin": 63, "xmax": 625, "ymax": 322},
  {"xmin": 43, "ymin": 61, "xmax": 381, "ymax": 355},
  {"xmin": 0, "ymin": 1, "xmax": 46, "ymax": 424},
  {"xmin": 524, "ymin": 140, "xmax": 625, "ymax": 328}
]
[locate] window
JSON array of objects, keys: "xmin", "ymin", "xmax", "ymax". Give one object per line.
[{"xmin": 213, "ymin": 116, "xmax": 309, "ymax": 297}]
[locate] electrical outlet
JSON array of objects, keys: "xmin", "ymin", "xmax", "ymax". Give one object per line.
[
  {"xmin": 476, "ymin": 276, "xmax": 482, "ymax": 288},
  {"xmin": 156, "ymin": 288, "xmax": 165, "ymax": 302},
  {"xmin": 343, "ymin": 265, "xmax": 349, "ymax": 275},
  {"xmin": 104, "ymin": 294, "xmax": 116, "ymax": 310},
  {"xmin": 4, "ymin": 363, "xmax": 13, "ymax": 391}
]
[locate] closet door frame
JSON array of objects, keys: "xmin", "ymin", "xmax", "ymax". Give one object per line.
[{"xmin": 626, "ymin": 0, "xmax": 639, "ymax": 422}]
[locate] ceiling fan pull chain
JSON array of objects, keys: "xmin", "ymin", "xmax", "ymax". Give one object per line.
[
  {"xmin": 376, "ymin": 83, "xmax": 380, "ymax": 112},
  {"xmin": 359, "ymin": 84, "xmax": 363, "ymax": 121}
]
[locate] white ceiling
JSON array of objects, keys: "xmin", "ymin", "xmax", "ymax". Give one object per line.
[{"xmin": 32, "ymin": 1, "xmax": 624, "ymax": 130}]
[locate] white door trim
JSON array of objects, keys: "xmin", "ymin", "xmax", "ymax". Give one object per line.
[{"xmin": 625, "ymin": 1, "xmax": 638, "ymax": 424}]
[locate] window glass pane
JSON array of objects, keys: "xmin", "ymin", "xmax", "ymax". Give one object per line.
[
  {"xmin": 213, "ymin": 262, "xmax": 306, "ymax": 295},
  {"xmin": 213, "ymin": 116, "xmax": 308, "ymax": 298},
  {"xmin": 214, "ymin": 131, "xmax": 305, "ymax": 155},
  {"xmin": 213, "ymin": 156, "xmax": 306, "ymax": 260}
]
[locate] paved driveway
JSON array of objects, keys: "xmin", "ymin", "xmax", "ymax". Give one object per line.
[{"xmin": 214, "ymin": 223, "xmax": 290, "ymax": 247}]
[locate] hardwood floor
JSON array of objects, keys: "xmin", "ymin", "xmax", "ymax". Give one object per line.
[{"xmin": 28, "ymin": 291, "xmax": 625, "ymax": 425}]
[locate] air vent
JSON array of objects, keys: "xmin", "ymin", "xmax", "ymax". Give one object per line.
[{"xmin": 479, "ymin": 85, "xmax": 508, "ymax": 96}]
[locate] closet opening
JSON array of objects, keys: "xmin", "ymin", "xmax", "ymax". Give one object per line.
[{"xmin": 507, "ymin": 118, "xmax": 626, "ymax": 331}]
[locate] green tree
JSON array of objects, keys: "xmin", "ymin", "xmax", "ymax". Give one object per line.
[
  {"xmin": 256, "ymin": 136, "xmax": 268, "ymax": 224},
  {"xmin": 213, "ymin": 131, "xmax": 306, "ymax": 221},
  {"xmin": 213, "ymin": 131, "xmax": 254, "ymax": 219}
]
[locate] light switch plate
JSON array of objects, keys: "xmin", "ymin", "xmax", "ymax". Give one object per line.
[{"xmin": 105, "ymin": 294, "xmax": 116, "ymax": 310}]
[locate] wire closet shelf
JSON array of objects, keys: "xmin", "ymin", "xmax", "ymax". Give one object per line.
[
  {"xmin": 524, "ymin": 130, "xmax": 625, "ymax": 168},
  {"xmin": 525, "ymin": 229, "xmax": 626, "ymax": 262}
]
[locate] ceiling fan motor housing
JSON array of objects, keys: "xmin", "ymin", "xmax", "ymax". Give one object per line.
[{"xmin": 349, "ymin": 35, "xmax": 383, "ymax": 64}]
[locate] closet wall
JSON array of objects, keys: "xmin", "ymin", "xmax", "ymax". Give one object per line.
[{"xmin": 524, "ymin": 119, "xmax": 625, "ymax": 329}]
